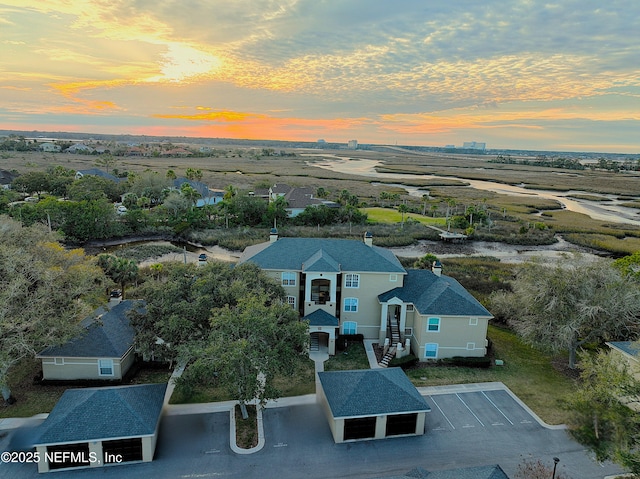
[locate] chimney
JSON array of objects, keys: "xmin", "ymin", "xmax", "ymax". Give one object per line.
[
  {"xmin": 432, "ymin": 260, "xmax": 442, "ymax": 277},
  {"xmin": 269, "ymin": 227, "xmax": 278, "ymax": 243},
  {"xmin": 364, "ymin": 231, "xmax": 373, "ymax": 247}
]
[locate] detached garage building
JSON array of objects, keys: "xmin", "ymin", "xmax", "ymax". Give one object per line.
[
  {"xmin": 33, "ymin": 383, "xmax": 166, "ymax": 473},
  {"xmin": 317, "ymin": 368, "xmax": 430, "ymax": 443}
]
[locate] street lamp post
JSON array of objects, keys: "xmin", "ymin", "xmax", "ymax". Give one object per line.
[{"xmin": 552, "ymin": 457, "xmax": 560, "ymax": 479}]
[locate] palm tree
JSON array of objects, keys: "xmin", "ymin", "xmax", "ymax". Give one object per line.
[
  {"xmin": 398, "ymin": 203, "xmax": 408, "ymax": 228},
  {"xmin": 98, "ymin": 255, "xmax": 139, "ymax": 299},
  {"xmin": 224, "ymin": 184, "xmax": 237, "ymax": 201}
]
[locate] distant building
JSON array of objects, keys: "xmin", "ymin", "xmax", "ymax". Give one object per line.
[
  {"xmin": 39, "ymin": 142, "xmax": 61, "ymax": 153},
  {"xmin": 317, "ymin": 139, "xmax": 326, "ymax": 144},
  {"xmin": 347, "ymin": 139, "xmax": 358, "ymax": 150},
  {"xmin": 462, "ymin": 141, "xmax": 486, "ymax": 151}
]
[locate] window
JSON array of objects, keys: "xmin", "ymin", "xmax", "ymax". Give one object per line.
[
  {"xmin": 98, "ymin": 359, "xmax": 114, "ymax": 376},
  {"xmin": 342, "ymin": 321, "xmax": 357, "ymax": 335},
  {"xmin": 467, "ymin": 342, "xmax": 475, "ymax": 350},
  {"xmin": 425, "ymin": 343, "xmax": 438, "ymax": 359},
  {"xmin": 404, "ymin": 327, "xmax": 413, "ymax": 337},
  {"xmin": 427, "ymin": 317, "xmax": 440, "ymax": 332},
  {"xmin": 54, "ymin": 358, "xmax": 64, "ymax": 366},
  {"xmin": 344, "ymin": 274, "xmax": 360, "ymax": 288},
  {"xmin": 281, "ymin": 272, "xmax": 296, "ymax": 286},
  {"xmin": 406, "ymin": 304, "xmax": 414, "ymax": 312},
  {"xmin": 286, "ymin": 296, "xmax": 296, "ymax": 309},
  {"xmin": 469, "ymin": 317, "xmax": 478, "ymax": 326},
  {"xmin": 389, "ymin": 274, "xmax": 398, "ymax": 282},
  {"xmin": 343, "ymin": 297, "xmax": 358, "ymax": 312}
]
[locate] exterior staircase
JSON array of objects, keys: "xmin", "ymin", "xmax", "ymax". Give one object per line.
[
  {"xmin": 379, "ymin": 346, "xmax": 396, "ymax": 368},
  {"xmin": 310, "ymin": 333, "xmax": 319, "ymax": 352}
]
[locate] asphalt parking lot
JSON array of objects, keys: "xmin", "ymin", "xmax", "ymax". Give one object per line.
[{"xmin": 0, "ymin": 384, "xmax": 624, "ymax": 479}]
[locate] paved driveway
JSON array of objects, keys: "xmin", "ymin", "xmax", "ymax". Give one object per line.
[{"xmin": 0, "ymin": 384, "xmax": 624, "ymax": 479}]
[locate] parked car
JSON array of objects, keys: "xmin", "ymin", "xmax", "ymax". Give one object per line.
[
  {"xmin": 110, "ymin": 289, "xmax": 122, "ymax": 298},
  {"xmin": 198, "ymin": 253, "xmax": 207, "ymax": 261}
]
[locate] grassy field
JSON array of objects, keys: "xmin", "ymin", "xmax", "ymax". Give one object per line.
[
  {"xmin": 324, "ymin": 342, "xmax": 370, "ymax": 371},
  {"xmin": 362, "ymin": 207, "xmax": 447, "ymax": 227}
]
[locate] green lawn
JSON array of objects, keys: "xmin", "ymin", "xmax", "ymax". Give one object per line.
[
  {"xmin": 362, "ymin": 207, "xmax": 447, "ymax": 227},
  {"xmin": 324, "ymin": 342, "xmax": 370, "ymax": 371},
  {"xmin": 405, "ymin": 325, "xmax": 577, "ymax": 425}
]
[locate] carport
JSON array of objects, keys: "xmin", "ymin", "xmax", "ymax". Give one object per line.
[
  {"xmin": 317, "ymin": 368, "xmax": 430, "ymax": 443},
  {"xmin": 32, "ymin": 383, "xmax": 166, "ymax": 473}
]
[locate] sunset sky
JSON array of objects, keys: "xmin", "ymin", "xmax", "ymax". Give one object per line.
[{"xmin": 1, "ymin": 1, "xmax": 639, "ymax": 153}]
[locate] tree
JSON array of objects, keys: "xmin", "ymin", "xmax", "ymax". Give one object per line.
[
  {"xmin": 0, "ymin": 217, "xmax": 106, "ymax": 402},
  {"xmin": 98, "ymin": 255, "xmax": 139, "ymax": 299},
  {"xmin": 515, "ymin": 458, "xmax": 573, "ymax": 479},
  {"xmin": 490, "ymin": 256, "xmax": 640, "ymax": 368},
  {"xmin": 166, "ymin": 169, "xmax": 177, "ymax": 180},
  {"xmin": 181, "ymin": 293, "xmax": 308, "ymax": 418},
  {"xmin": 398, "ymin": 203, "xmax": 408, "ymax": 228},
  {"xmin": 566, "ymin": 349, "xmax": 640, "ymax": 473},
  {"xmin": 413, "ymin": 254, "xmax": 438, "ymax": 269},
  {"xmin": 613, "ymin": 251, "xmax": 640, "ymax": 281},
  {"xmin": 316, "ymin": 187, "xmax": 329, "ymax": 199},
  {"xmin": 11, "ymin": 171, "xmax": 51, "ymax": 196},
  {"xmin": 223, "ymin": 184, "xmax": 237, "ymax": 200},
  {"xmin": 94, "ymin": 154, "xmax": 117, "ymax": 175}
]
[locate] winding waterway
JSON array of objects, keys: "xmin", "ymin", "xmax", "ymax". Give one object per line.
[{"xmin": 305, "ymin": 156, "xmax": 640, "ymax": 226}]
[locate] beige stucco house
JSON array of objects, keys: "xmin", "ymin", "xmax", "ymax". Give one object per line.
[
  {"xmin": 37, "ymin": 300, "xmax": 143, "ymax": 381},
  {"xmin": 607, "ymin": 341, "xmax": 640, "ymax": 380},
  {"xmin": 239, "ymin": 231, "xmax": 492, "ymax": 360}
]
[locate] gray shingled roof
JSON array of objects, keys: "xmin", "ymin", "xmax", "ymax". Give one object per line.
[
  {"xmin": 303, "ymin": 309, "xmax": 339, "ymax": 327},
  {"xmin": 318, "ymin": 368, "xmax": 430, "ymax": 418},
  {"xmin": 34, "ymin": 383, "xmax": 166, "ymax": 445},
  {"xmin": 239, "ymin": 237, "xmax": 406, "ymax": 274},
  {"xmin": 378, "ymin": 269, "xmax": 492, "ymax": 317},
  {"xmin": 376, "ymin": 465, "xmax": 510, "ymax": 479},
  {"xmin": 608, "ymin": 341, "xmax": 640, "ymax": 359},
  {"xmin": 76, "ymin": 168, "xmax": 120, "ymax": 183},
  {"xmin": 37, "ymin": 300, "xmax": 144, "ymax": 359}
]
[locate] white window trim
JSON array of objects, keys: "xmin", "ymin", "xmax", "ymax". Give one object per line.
[
  {"xmin": 286, "ymin": 295, "xmax": 296, "ymax": 309},
  {"xmin": 425, "ymin": 343, "xmax": 438, "ymax": 359},
  {"xmin": 98, "ymin": 359, "xmax": 114, "ymax": 377},
  {"xmin": 342, "ymin": 321, "xmax": 357, "ymax": 335},
  {"xmin": 406, "ymin": 304, "xmax": 414, "ymax": 312},
  {"xmin": 281, "ymin": 272, "xmax": 296, "ymax": 286},
  {"xmin": 404, "ymin": 327, "xmax": 413, "ymax": 337},
  {"xmin": 344, "ymin": 273, "xmax": 360, "ymax": 288},
  {"xmin": 54, "ymin": 358, "xmax": 64, "ymax": 366},
  {"xmin": 469, "ymin": 317, "xmax": 478, "ymax": 326},
  {"xmin": 467, "ymin": 342, "xmax": 475, "ymax": 350},
  {"xmin": 389, "ymin": 274, "xmax": 398, "ymax": 282},
  {"xmin": 427, "ymin": 317, "xmax": 441, "ymax": 332},
  {"xmin": 343, "ymin": 297, "xmax": 358, "ymax": 312}
]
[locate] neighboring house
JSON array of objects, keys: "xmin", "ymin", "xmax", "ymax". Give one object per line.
[
  {"xmin": 267, "ymin": 183, "xmax": 337, "ymax": 217},
  {"xmin": 75, "ymin": 168, "xmax": 121, "ymax": 183},
  {"xmin": 0, "ymin": 169, "xmax": 17, "ymax": 189},
  {"xmin": 317, "ymin": 368, "xmax": 431, "ymax": 443},
  {"xmin": 172, "ymin": 178, "xmax": 224, "ymax": 206},
  {"xmin": 239, "ymin": 231, "xmax": 492, "ymax": 359},
  {"xmin": 32, "ymin": 383, "xmax": 166, "ymax": 473},
  {"xmin": 37, "ymin": 300, "xmax": 144, "ymax": 381},
  {"xmin": 65, "ymin": 143, "xmax": 94, "ymax": 154},
  {"xmin": 39, "ymin": 142, "xmax": 61, "ymax": 153}
]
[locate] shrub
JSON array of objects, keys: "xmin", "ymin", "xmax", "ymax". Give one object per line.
[
  {"xmin": 388, "ymin": 354, "xmax": 418, "ymax": 370},
  {"xmin": 443, "ymin": 356, "xmax": 492, "ymax": 368}
]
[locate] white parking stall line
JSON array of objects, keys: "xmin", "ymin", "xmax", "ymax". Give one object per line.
[
  {"xmin": 429, "ymin": 396, "xmax": 455, "ymax": 430},
  {"xmin": 482, "ymin": 391, "xmax": 514, "ymax": 425},
  {"xmin": 456, "ymin": 393, "xmax": 485, "ymax": 427}
]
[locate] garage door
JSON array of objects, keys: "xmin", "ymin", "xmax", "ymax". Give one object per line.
[
  {"xmin": 102, "ymin": 437, "xmax": 143, "ymax": 463},
  {"xmin": 385, "ymin": 413, "xmax": 417, "ymax": 437},
  {"xmin": 344, "ymin": 417, "xmax": 376, "ymax": 440},
  {"xmin": 46, "ymin": 443, "xmax": 91, "ymax": 470}
]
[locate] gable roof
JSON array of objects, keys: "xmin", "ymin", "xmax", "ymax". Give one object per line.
[
  {"xmin": 0, "ymin": 169, "xmax": 17, "ymax": 185},
  {"xmin": 318, "ymin": 368, "xmax": 430, "ymax": 418},
  {"xmin": 76, "ymin": 168, "xmax": 120, "ymax": 183},
  {"xmin": 284, "ymin": 186, "xmax": 324, "ymax": 209},
  {"xmin": 34, "ymin": 383, "xmax": 166, "ymax": 445},
  {"xmin": 37, "ymin": 300, "xmax": 143, "ymax": 359},
  {"xmin": 377, "ymin": 465, "xmax": 510, "ymax": 479},
  {"xmin": 379, "ymin": 269, "xmax": 492, "ymax": 317},
  {"xmin": 239, "ymin": 237, "xmax": 406, "ymax": 274},
  {"xmin": 303, "ymin": 309, "xmax": 339, "ymax": 327}
]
